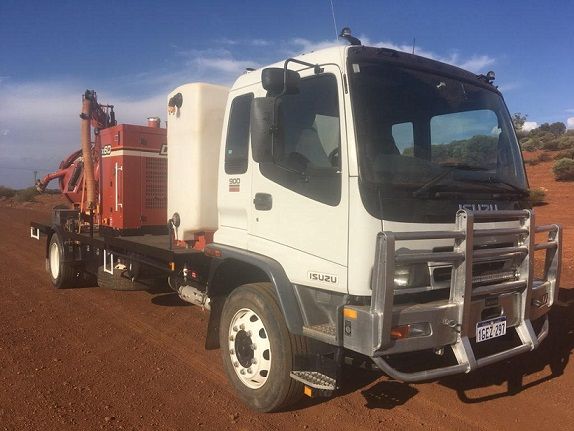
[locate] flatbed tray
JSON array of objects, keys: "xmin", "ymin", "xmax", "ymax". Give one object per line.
[{"xmin": 31, "ymin": 221, "xmax": 201, "ymax": 264}]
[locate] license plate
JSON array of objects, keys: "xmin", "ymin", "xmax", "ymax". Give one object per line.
[{"xmin": 476, "ymin": 316, "xmax": 507, "ymax": 342}]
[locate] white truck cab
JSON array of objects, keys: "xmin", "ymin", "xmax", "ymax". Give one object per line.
[{"xmin": 202, "ymin": 43, "xmax": 560, "ymax": 407}]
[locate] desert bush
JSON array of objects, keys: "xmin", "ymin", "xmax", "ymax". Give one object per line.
[
  {"xmin": 554, "ymin": 148, "xmax": 574, "ymax": 160},
  {"xmin": 553, "ymin": 158, "xmax": 574, "ymax": 181},
  {"xmin": 541, "ymin": 138, "xmax": 561, "ymax": 151},
  {"xmin": 0, "ymin": 186, "xmax": 16, "ymax": 198},
  {"xmin": 529, "ymin": 188, "xmax": 546, "ymax": 206},
  {"xmin": 557, "ymin": 134, "xmax": 574, "ymax": 149},
  {"xmin": 14, "ymin": 187, "xmax": 40, "ymax": 202},
  {"xmin": 520, "ymin": 138, "xmax": 542, "ymax": 151}
]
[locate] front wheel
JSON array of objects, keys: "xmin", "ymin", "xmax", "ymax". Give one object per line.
[{"xmin": 219, "ymin": 283, "xmax": 307, "ymax": 412}]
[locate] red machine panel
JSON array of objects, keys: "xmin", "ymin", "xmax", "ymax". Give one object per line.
[{"xmin": 100, "ymin": 124, "xmax": 167, "ymax": 232}]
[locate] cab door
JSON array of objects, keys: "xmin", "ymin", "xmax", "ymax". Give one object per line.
[{"xmin": 248, "ymin": 65, "xmax": 349, "ymax": 293}]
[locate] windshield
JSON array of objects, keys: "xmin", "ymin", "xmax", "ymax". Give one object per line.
[{"xmin": 348, "ymin": 57, "xmax": 529, "ymax": 222}]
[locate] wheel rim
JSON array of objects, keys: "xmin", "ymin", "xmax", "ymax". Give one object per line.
[
  {"xmin": 49, "ymin": 241, "xmax": 60, "ymax": 280},
  {"xmin": 228, "ymin": 307, "xmax": 271, "ymax": 389}
]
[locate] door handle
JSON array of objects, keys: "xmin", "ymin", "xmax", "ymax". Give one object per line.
[{"xmin": 253, "ymin": 193, "xmax": 273, "ymax": 211}]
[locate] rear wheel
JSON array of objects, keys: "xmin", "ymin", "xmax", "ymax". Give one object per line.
[
  {"xmin": 219, "ymin": 283, "xmax": 307, "ymax": 412},
  {"xmin": 48, "ymin": 233, "xmax": 77, "ymax": 288}
]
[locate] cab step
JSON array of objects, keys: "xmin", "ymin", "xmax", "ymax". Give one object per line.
[
  {"xmin": 290, "ymin": 370, "xmax": 336, "ymax": 396},
  {"xmin": 302, "ymin": 323, "xmax": 337, "ymax": 344}
]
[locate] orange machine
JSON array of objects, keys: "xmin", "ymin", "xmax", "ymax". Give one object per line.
[{"xmin": 99, "ymin": 122, "xmax": 167, "ymax": 234}]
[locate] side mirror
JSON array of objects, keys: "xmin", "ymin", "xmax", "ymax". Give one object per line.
[
  {"xmin": 250, "ymin": 97, "xmax": 277, "ymax": 163},
  {"xmin": 261, "ymin": 68, "xmax": 300, "ymax": 96}
]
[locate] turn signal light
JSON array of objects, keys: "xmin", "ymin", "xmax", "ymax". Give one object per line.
[
  {"xmin": 343, "ymin": 308, "xmax": 358, "ymax": 319},
  {"xmin": 391, "ymin": 325, "xmax": 411, "ymax": 340}
]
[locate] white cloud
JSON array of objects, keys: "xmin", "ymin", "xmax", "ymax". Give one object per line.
[
  {"xmin": 285, "ymin": 37, "xmax": 495, "ymax": 73},
  {"xmin": 567, "ymin": 117, "xmax": 574, "ymax": 129},
  {"xmin": 358, "ymin": 37, "xmax": 495, "ymax": 73},
  {"xmin": 456, "ymin": 55, "xmax": 495, "ymax": 73},
  {"xmin": 288, "ymin": 38, "xmax": 342, "ymax": 53},
  {"xmin": 522, "ymin": 121, "xmax": 539, "ymax": 132},
  {"xmin": 216, "ymin": 37, "xmax": 239, "ymax": 46},
  {"xmin": 175, "ymin": 48, "xmax": 259, "ymax": 84},
  {"xmin": 566, "ymin": 108, "xmax": 574, "ymax": 114},
  {"xmin": 216, "ymin": 37, "xmax": 271, "ymax": 47},
  {"xmin": 251, "ymin": 39, "xmax": 271, "ymax": 47}
]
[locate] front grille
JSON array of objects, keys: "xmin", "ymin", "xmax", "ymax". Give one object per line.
[
  {"xmin": 432, "ymin": 255, "xmax": 519, "ymax": 290},
  {"xmin": 433, "ymin": 263, "xmax": 517, "ymax": 285}
]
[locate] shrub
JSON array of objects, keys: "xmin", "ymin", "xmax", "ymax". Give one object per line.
[
  {"xmin": 529, "ymin": 188, "xmax": 546, "ymax": 206},
  {"xmin": 520, "ymin": 138, "xmax": 542, "ymax": 151},
  {"xmin": 541, "ymin": 138, "xmax": 561, "ymax": 151},
  {"xmin": 553, "ymin": 158, "xmax": 574, "ymax": 181},
  {"xmin": 557, "ymin": 134, "xmax": 574, "ymax": 149},
  {"xmin": 0, "ymin": 186, "xmax": 16, "ymax": 198},
  {"xmin": 554, "ymin": 148, "xmax": 574, "ymax": 160},
  {"xmin": 14, "ymin": 187, "xmax": 40, "ymax": 202}
]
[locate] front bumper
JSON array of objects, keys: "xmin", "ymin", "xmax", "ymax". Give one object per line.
[{"xmin": 342, "ymin": 210, "xmax": 561, "ymax": 382}]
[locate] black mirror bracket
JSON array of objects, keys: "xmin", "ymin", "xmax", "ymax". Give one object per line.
[{"xmin": 279, "ymin": 58, "xmax": 323, "ymax": 97}]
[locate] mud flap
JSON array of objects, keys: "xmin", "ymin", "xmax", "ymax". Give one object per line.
[{"xmin": 205, "ymin": 296, "xmax": 226, "ymax": 350}]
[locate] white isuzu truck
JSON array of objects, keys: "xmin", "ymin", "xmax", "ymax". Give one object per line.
[{"xmin": 31, "ymin": 34, "xmax": 562, "ymax": 412}]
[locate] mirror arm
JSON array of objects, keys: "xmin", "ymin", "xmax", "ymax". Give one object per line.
[{"xmin": 278, "ymin": 58, "xmax": 323, "ymax": 97}]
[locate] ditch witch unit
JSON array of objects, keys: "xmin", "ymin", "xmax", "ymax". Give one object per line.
[{"xmin": 36, "ymin": 90, "xmax": 167, "ymax": 234}]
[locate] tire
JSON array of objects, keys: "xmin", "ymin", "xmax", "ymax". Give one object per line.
[
  {"xmin": 219, "ymin": 282, "xmax": 307, "ymax": 412},
  {"xmin": 48, "ymin": 233, "xmax": 77, "ymax": 289}
]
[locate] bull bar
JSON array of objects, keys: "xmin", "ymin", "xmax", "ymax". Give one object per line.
[{"xmin": 343, "ymin": 209, "xmax": 562, "ymax": 382}]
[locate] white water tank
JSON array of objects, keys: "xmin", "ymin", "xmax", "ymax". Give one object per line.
[{"xmin": 167, "ymin": 83, "xmax": 229, "ymax": 240}]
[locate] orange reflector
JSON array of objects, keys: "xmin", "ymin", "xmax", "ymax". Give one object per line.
[
  {"xmin": 390, "ymin": 325, "xmax": 411, "ymax": 340},
  {"xmin": 304, "ymin": 386, "xmax": 313, "ymax": 397},
  {"xmin": 169, "ymin": 262, "xmax": 175, "ymax": 271},
  {"xmin": 343, "ymin": 308, "xmax": 358, "ymax": 320}
]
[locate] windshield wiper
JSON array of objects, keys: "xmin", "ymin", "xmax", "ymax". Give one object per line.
[
  {"xmin": 472, "ymin": 177, "xmax": 530, "ymax": 197},
  {"xmin": 412, "ymin": 163, "xmax": 488, "ymax": 198}
]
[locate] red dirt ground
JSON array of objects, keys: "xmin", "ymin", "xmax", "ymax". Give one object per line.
[{"xmin": 0, "ymin": 163, "xmax": 572, "ymax": 430}]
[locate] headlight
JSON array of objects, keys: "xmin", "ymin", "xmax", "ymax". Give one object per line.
[{"xmin": 393, "ymin": 263, "xmax": 431, "ymax": 291}]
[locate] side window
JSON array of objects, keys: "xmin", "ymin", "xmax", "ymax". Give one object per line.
[
  {"xmin": 260, "ymin": 74, "xmax": 341, "ymax": 206},
  {"xmin": 225, "ymin": 93, "xmax": 253, "ymax": 174},
  {"xmin": 392, "ymin": 122, "xmax": 414, "ymax": 156}
]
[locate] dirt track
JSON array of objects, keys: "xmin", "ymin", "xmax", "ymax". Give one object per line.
[{"xmin": 1, "ymin": 160, "xmax": 573, "ymax": 430}]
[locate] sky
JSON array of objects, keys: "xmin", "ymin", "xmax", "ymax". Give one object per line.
[{"xmin": 1, "ymin": 0, "xmax": 573, "ymax": 188}]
